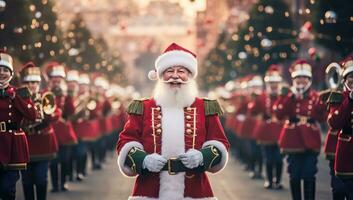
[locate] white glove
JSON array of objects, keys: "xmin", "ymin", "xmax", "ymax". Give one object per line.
[
  {"xmin": 142, "ymin": 153, "xmax": 167, "ymax": 172},
  {"xmin": 179, "ymin": 149, "xmax": 203, "ymax": 169}
]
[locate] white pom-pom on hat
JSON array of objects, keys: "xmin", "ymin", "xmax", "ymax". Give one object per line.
[{"xmin": 148, "ymin": 70, "xmax": 158, "ymax": 81}]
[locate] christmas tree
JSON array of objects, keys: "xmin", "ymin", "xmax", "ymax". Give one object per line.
[
  {"xmin": 311, "ymin": 0, "xmax": 353, "ymax": 57},
  {"xmin": 0, "ymin": 0, "xmax": 40, "ymax": 62},
  {"xmin": 30, "ymin": 0, "xmax": 68, "ymax": 65},
  {"xmin": 65, "ymin": 13, "xmax": 102, "ymax": 73}
]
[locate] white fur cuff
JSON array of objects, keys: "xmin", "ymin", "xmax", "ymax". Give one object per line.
[
  {"xmin": 117, "ymin": 141, "xmax": 144, "ymax": 177},
  {"xmin": 202, "ymin": 140, "xmax": 229, "ymax": 173}
]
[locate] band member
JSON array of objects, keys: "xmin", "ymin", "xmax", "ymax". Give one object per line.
[
  {"xmin": 0, "ymin": 51, "xmax": 37, "ymax": 200},
  {"xmin": 244, "ymin": 75, "xmax": 264, "ymax": 179},
  {"xmin": 328, "ymin": 58, "xmax": 353, "ymax": 199},
  {"xmin": 47, "ymin": 62, "xmax": 77, "ymax": 192},
  {"xmin": 117, "ymin": 43, "xmax": 229, "ymax": 199},
  {"xmin": 252, "ymin": 65, "xmax": 284, "ymax": 189},
  {"xmin": 274, "ymin": 60, "xmax": 326, "ymax": 200},
  {"xmin": 20, "ymin": 62, "xmax": 59, "ymax": 200},
  {"xmin": 321, "ymin": 61, "xmax": 346, "ymax": 200}
]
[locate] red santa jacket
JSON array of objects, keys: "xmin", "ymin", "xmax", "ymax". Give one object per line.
[
  {"xmin": 274, "ymin": 88, "xmax": 326, "ymax": 153},
  {"xmin": 116, "ymin": 98, "xmax": 229, "ymax": 200},
  {"xmin": 234, "ymin": 95, "xmax": 249, "ymax": 137},
  {"xmin": 24, "ymin": 90, "xmax": 60, "ymax": 161},
  {"xmin": 327, "ymin": 91, "xmax": 353, "ymax": 178},
  {"xmin": 251, "ymin": 93, "xmax": 283, "ymax": 144},
  {"xmin": 0, "ymin": 86, "xmax": 37, "ymax": 170}
]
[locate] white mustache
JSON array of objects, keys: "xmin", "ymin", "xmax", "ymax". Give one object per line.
[{"xmin": 163, "ymin": 78, "xmax": 188, "ymax": 84}]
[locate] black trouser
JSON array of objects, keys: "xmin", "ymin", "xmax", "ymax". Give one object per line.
[{"xmin": 49, "ymin": 145, "xmax": 71, "ymax": 190}]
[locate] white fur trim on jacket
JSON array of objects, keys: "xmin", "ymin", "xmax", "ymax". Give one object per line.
[
  {"xmin": 159, "ymin": 106, "xmax": 186, "ymax": 200},
  {"xmin": 128, "ymin": 196, "xmax": 218, "ymax": 200},
  {"xmin": 202, "ymin": 140, "xmax": 228, "ymax": 173},
  {"xmin": 117, "ymin": 141, "xmax": 144, "ymax": 177},
  {"xmin": 155, "ymin": 50, "xmax": 197, "ymax": 78}
]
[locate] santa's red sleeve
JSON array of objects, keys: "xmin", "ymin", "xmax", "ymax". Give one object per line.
[
  {"xmin": 116, "ymin": 113, "xmax": 144, "ymax": 177},
  {"xmin": 203, "ymin": 114, "xmax": 230, "ymax": 173}
]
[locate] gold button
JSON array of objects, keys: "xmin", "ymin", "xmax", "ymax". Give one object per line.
[
  {"xmin": 9, "ymin": 104, "xmax": 12, "ymax": 108},
  {"xmin": 334, "ymin": 110, "xmax": 339, "ymax": 115},
  {"xmin": 156, "ymin": 107, "xmax": 161, "ymax": 111},
  {"xmin": 186, "ymin": 123, "xmax": 191, "ymax": 128},
  {"xmin": 186, "ymin": 129, "xmax": 192, "ymax": 133},
  {"xmin": 296, "ymin": 109, "xmax": 300, "ymax": 113},
  {"xmin": 278, "ymin": 104, "xmax": 283, "ymax": 109},
  {"xmin": 27, "ymin": 104, "xmax": 32, "ymax": 108},
  {"xmin": 186, "ymin": 115, "xmax": 192, "ymax": 120},
  {"xmin": 9, "ymin": 130, "xmax": 12, "ymax": 133},
  {"xmin": 186, "ymin": 107, "xmax": 192, "ymax": 111},
  {"xmin": 157, "ymin": 115, "xmax": 162, "ymax": 119},
  {"xmin": 9, "ymin": 112, "xmax": 12, "ymax": 116},
  {"xmin": 157, "ymin": 129, "xmax": 162, "ymax": 133},
  {"xmin": 8, "ymin": 120, "xmax": 11, "ymax": 123},
  {"xmin": 308, "ymin": 105, "xmax": 312, "ymax": 109},
  {"xmin": 156, "ymin": 124, "xmax": 161, "ymax": 128}
]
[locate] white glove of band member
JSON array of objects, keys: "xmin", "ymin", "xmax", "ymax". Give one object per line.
[
  {"xmin": 142, "ymin": 153, "xmax": 167, "ymax": 172},
  {"xmin": 179, "ymin": 149, "xmax": 203, "ymax": 169}
]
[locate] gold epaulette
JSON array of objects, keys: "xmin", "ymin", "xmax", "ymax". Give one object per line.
[
  {"xmin": 327, "ymin": 91, "xmax": 344, "ymax": 104},
  {"xmin": 126, "ymin": 98, "xmax": 147, "ymax": 115},
  {"xmin": 16, "ymin": 87, "xmax": 31, "ymax": 98},
  {"xmin": 204, "ymin": 98, "xmax": 223, "ymax": 116}
]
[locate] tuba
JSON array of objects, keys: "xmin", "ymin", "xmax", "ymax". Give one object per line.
[{"xmin": 325, "ymin": 62, "xmax": 343, "ymax": 90}]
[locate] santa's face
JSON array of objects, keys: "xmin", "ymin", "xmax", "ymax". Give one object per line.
[{"xmin": 162, "ymin": 66, "xmax": 190, "ymax": 89}]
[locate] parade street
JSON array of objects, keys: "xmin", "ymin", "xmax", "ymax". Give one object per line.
[{"xmin": 16, "ymin": 153, "xmax": 331, "ymax": 200}]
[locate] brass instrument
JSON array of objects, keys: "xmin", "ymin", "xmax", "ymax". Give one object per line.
[
  {"xmin": 42, "ymin": 92, "xmax": 56, "ymax": 115},
  {"xmin": 87, "ymin": 99, "xmax": 97, "ymax": 111},
  {"xmin": 325, "ymin": 62, "xmax": 343, "ymax": 90}
]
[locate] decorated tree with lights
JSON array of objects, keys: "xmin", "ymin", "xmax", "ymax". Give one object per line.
[
  {"xmin": 311, "ymin": 0, "xmax": 353, "ymax": 57},
  {"xmin": 65, "ymin": 14, "xmax": 102, "ymax": 72},
  {"xmin": 199, "ymin": 30, "xmax": 232, "ymax": 89},
  {"xmin": 234, "ymin": 0, "xmax": 298, "ymax": 75},
  {"xmin": 31, "ymin": 0, "xmax": 68, "ymax": 65},
  {"xmin": 0, "ymin": 0, "xmax": 40, "ymax": 62}
]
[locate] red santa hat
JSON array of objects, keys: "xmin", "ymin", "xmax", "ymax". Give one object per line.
[
  {"xmin": 0, "ymin": 50, "xmax": 14, "ymax": 74},
  {"xmin": 20, "ymin": 62, "xmax": 41, "ymax": 82},
  {"xmin": 341, "ymin": 57, "xmax": 353, "ymax": 78},
  {"xmin": 264, "ymin": 64, "xmax": 282, "ymax": 82},
  {"xmin": 46, "ymin": 61, "xmax": 66, "ymax": 78},
  {"xmin": 290, "ymin": 59, "xmax": 312, "ymax": 78},
  {"xmin": 148, "ymin": 43, "xmax": 198, "ymax": 80}
]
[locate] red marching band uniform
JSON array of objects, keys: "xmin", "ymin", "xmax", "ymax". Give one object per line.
[
  {"xmin": 327, "ymin": 58, "xmax": 353, "ymax": 178},
  {"xmin": 0, "ymin": 54, "xmax": 37, "ymax": 170},
  {"xmin": 20, "ymin": 62, "xmax": 59, "ymax": 161},
  {"xmin": 46, "ymin": 63, "xmax": 78, "ymax": 146},
  {"xmin": 274, "ymin": 62, "xmax": 326, "ymax": 154}
]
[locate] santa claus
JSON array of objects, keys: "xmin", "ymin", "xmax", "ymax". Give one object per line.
[{"xmin": 116, "ymin": 43, "xmax": 230, "ymax": 200}]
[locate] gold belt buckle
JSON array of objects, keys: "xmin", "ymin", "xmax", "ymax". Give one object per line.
[
  {"xmin": 298, "ymin": 116, "xmax": 308, "ymax": 125},
  {"xmin": 0, "ymin": 121, "xmax": 6, "ymax": 132},
  {"xmin": 168, "ymin": 157, "xmax": 177, "ymax": 175}
]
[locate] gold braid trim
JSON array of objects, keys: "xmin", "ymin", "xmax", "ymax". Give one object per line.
[
  {"xmin": 127, "ymin": 99, "xmax": 147, "ymax": 115},
  {"xmin": 204, "ymin": 98, "xmax": 223, "ymax": 116}
]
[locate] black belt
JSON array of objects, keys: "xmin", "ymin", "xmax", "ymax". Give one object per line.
[
  {"xmin": 0, "ymin": 122, "xmax": 19, "ymax": 132},
  {"xmin": 289, "ymin": 117, "xmax": 316, "ymax": 124},
  {"xmin": 33, "ymin": 121, "xmax": 50, "ymax": 131},
  {"xmin": 161, "ymin": 158, "xmax": 203, "ymax": 175}
]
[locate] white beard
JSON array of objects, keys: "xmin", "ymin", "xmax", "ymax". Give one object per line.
[
  {"xmin": 153, "ymin": 79, "xmax": 198, "ymax": 108},
  {"xmin": 153, "ymin": 79, "xmax": 198, "ymax": 199}
]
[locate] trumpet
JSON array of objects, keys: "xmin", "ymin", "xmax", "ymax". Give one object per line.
[{"xmin": 325, "ymin": 62, "xmax": 343, "ymax": 90}]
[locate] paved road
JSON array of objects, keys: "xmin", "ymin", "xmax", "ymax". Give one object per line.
[{"xmin": 16, "ymin": 153, "xmax": 331, "ymax": 200}]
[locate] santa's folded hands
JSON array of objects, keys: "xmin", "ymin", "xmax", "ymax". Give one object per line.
[
  {"xmin": 179, "ymin": 149, "xmax": 203, "ymax": 169},
  {"xmin": 142, "ymin": 153, "xmax": 168, "ymax": 172}
]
